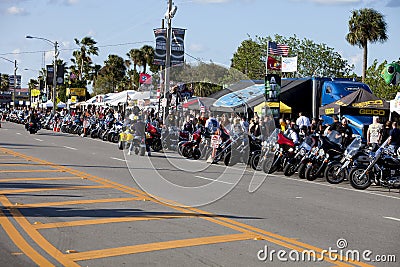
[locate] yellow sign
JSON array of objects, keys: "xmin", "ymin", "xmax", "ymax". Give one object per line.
[
  {"xmin": 359, "ymin": 109, "xmax": 385, "ymax": 116},
  {"xmin": 266, "ymin": 102, "xmax": 280, "ymax": 108},
  {"xmin": 352, "ymin": 100, "xmax": 383, "ymax": 108},
  {"xmin": 325, "ymin": 108, "xmax": 335, "ymax": 115},
  {"xmin": 67, "ymin": 88, "xmax": 86, "ymax": 97},
  {"xmin": 31, "ymin": 89, "xmax": 41, "ymax": 97},
  {"xmin": 71, "ymin": 96, "xmax": 77, "ymax": 103}
]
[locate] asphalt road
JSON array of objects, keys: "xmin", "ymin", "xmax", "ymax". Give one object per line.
[{"xmin": 0, "ymin": 121, "xmax": 399, "ymax": 267}]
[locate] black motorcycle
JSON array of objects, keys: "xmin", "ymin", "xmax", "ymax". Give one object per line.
[
  {"xmin": 348, "ymin": 139, "xmax": 400, "ymax": 190},
  {"xmin": 324, "ymin": 136, "xmax": 369, "ymax": 184},
  {"xmin": 283, "ymin": 134, "xmax": 318, "ymax": 177},
  {"xmin": 305, "ymin": 132, "xmax": 344, "ymax": 181},
  {"xmin": 27, "ymin": 122, "xmax": 39, "ymax": 134}
]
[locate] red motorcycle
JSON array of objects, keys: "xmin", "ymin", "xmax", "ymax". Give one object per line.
[
  {"xmin": 178, "ymin": 129, "xmax": 202, "ymax": 160},
  {"xmin": 265, "ymin": 131, "xmax": 296, "ymax": 174},
  {"xmin": 146, "ymin": 123, "xmax": 162, "ymax": 152}
]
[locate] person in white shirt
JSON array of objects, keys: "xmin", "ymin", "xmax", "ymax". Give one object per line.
[{"xmin": 296, "ymin": 112, "xmax": 310, "ymax": 129}]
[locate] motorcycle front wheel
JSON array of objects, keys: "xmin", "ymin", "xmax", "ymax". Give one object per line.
[
  {"xmin": 250, "ymin": 152, "xmax": 261, "ymax": 171},
  {"xmin": 305, "ymin": 163, "xmax": 320, "ymax": 181},
  {"xmin": 283, "ymin": 161, "xmax": 297, "ymax": 176},
  {"xmin": 349, "ymin": 167, "xmax": 371, "ymax": 190},
  {"xmin": 324, "ymin": 162, "xmax": 346, "ymax": 184}
]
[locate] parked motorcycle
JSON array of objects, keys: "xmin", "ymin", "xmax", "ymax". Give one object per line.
[
  {"xmin": 264, "ymin": 130, "xmax": 296, "ymax": 174},
  {"xmin": 305, "ymin": 132, "xmax": 344, "ymax": 181},
  {"xmin": 179, "ymin": 129, "xmax": 203, "ymax": 160},
  {"xmin": 282, "ymin": 134, "xmax": 318, "ymax": 176},
  {"xmin": 348, "ymin": 139, "xmax": 400, "ymax": 190},
  {"xmin": 324, "ymin": 136, "xmax": 369, "ymax": 184}
]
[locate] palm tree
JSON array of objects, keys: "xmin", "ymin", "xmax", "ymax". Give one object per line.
[
  {"xmin": 127, "ymin": 48, "xmax": 144, "ymax": 73},
  {"xmin": 140, "ymin": 45, "xmax": 154, "ymax": 73},
  {"xmin": 72, "ymin": 37, "xmax": 99, "ymax": 82},
  {"xmin": 346, "ymin": 8, "xmax": 388, "ymax": 82}
]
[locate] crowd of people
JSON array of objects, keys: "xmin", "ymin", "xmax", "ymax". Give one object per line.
[{"xmin": 2, "ymin": 105, "xmax": 400, "ymax": 153}]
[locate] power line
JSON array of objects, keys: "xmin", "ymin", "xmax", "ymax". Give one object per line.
[{"xmin": 0, "ymin": 40, "xmax": 154, "ymax": 56}]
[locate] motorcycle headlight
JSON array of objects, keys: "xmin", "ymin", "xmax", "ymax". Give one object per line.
[
  {"xmin": 318, "ymin": 149, "xmax": 325, "ymax": 157},
  {"xmin": 288, "ymin": 148, "xmax": 294, "ymax": 152},
  {"xmin": 300, "ymin": 148, "xmax": 306, "ymax": 156}
]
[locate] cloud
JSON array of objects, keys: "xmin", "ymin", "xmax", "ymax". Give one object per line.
[
  {"xmin": 194, "ymin": 0, "xmax": 230, "ymax": 3},
  {"xmin": 189, "ymin": 43, "xmax": 206, "ymax": 53},
  {"xmin": 6, "ymin": 6, "xmax": 28, "ymax": 15},
  {"xmin": 47, "ymin": 0, "xmax": 79, "ymax": 6},
  {"xmin": 348, "ymin": 53, "xmax": 363, "ymax": 68},
  {"xmin": 309, "ymin": 0, "xmax": 361, "ymax": 4}
]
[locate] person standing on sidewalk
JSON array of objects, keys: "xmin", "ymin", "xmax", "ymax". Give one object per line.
[{"xmin": 367, "ymin": 116, "xmax": 383, "ymax": 150}]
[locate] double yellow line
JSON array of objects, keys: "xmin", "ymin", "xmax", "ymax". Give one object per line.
[{"xmin": 0, "ymin": 147, "xmax": 373, "ymax": 267}]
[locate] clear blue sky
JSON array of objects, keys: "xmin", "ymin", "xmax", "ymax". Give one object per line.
[{"xmin": 1, "ymin": 0, "xmax": 399, "ymax": 88}]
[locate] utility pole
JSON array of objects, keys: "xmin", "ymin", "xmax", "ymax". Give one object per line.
[
  {"xmin": 53, "ymin": 41, "xmax": 58, "ymax": 116},
  {"xmin": 13, "ymin": 60, "xmax": 17, "ymax": 108},
  {"xmin": 163, "ymin": 0, "xmax": 173, "ymax": 124}
]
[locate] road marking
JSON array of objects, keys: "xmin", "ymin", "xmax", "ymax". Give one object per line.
[
  {"xmin": 0, "ymin": 147, "xmax": 373, "ymax": 267},
  {"xmin": 110, "ymin": 157, "xmax": 126, "ymax": 162},
  {"xmin": 0, "ymin": 185, "xmax": 109, "ymax": 195},
  {"xmin": 63, "ymin": 146, "xmax": 77, "ymax": 150},
  {"xmin": 0, "ymin": 196, "xmax": 80, "ymax": 267},
  {"xmin": 16, "ymin": 132, "xmax": 21, "ymax": 135},
  {"xmin": 295, "ymin": 196, "xmax": 303, "ymax": 199},
  {"xmin": 383, "ymin": 216, "xmax": 400, "ymax": 222},
  {"xmin": 65, "ymin": 233, "xmax": 253, "ymax": 261},
  {"xmin": 17, "ymin": 197, "xmax": 140, "ymax": 208},
  {"xmin": 34, "ymin": 138, "xmax": 43, "ymax": 142},
  {"xmin": 0, "ymin": 169, "xmax": 64, "ymax": 173},
  {"xmin": 194, "ymin": 175, "xmax": 234, "ymax": 185},
  {"xmin": 34, "ymin": 215, "xmax": 189, "ymax": 229},
  {"xmin": 0, "ymin": 208, "xmax": 55, "ymax": 266},
  {"xmin": 267, "ymin": 173, "xmax": 400, "ymax": 201},
  {"xmin": 0, "ymin": 176, "xmax": 81, "ymax": 182}
]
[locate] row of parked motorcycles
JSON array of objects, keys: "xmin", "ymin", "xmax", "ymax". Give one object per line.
[
  {"xmin": 124, "ymin": 121, "xmax": 400, "ymax": 191},
  {"xmin": 257, "ymin": 129, "xmax": 400, "ymax": 191}
]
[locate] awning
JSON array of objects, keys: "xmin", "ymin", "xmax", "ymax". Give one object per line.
[
  {"xmin": 254, "ymin": 101, "xmax": 292, "ymax": 114},
  {"xmin": 319, "ymin": 89, "xmax": 390, "ymax": 117}
]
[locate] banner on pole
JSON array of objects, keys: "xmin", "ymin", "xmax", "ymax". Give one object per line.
[
  {"xmin": 265, "ymin": 74, "xmax": 281, "ymax": 119},
  {"xmin": 153, "ymin": 28, "xmax": 185, "ymax": 66},
  {"xmin": 282, "ymin": 56, "xmax": 298, "ymax": 72}
]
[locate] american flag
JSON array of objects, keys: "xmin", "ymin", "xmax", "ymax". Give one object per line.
[{"xmin": 268, "ymin": 41, "xmax": 289, "ymax": 56}]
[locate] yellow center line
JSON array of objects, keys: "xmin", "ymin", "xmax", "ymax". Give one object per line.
[
  {"xmin": 0, "ymin": 147, "xmax": 374, "ymax": 267},
  {"xmin": 0, "ymin": 163, "xmax": 51, "ymax": 166},
  {"xmin": 0, "ymin": 208, "xmax": 55, "ymax": 266},
  {"xmin": 0, "ymin": 176, "xmax": 82, "ymax": 182},
  {"xmin": 65, "ymin": 233, "xmax": 253, "ymax": 261},
  {"xmin": 0, "ymin": 169, "xmax": 65, "ymax": 173},
  {"xmin": 15, "ymin": 197, "xmax": 141, "ymax": 208},
  {"xmin": 34, "ymin": 215, "xmax": 191, "ymax": 229},
  {"xmin": 0, "ymin": 196, "xmax": 78, "ymax": 267},
  {"xmin": 0, "ymin": 185, "xmax": 110, "ymax": 195}
]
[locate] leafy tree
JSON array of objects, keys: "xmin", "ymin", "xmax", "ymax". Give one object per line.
[
  {"xmin": 365, "ymin": 59, "xmax": 399, "ymax": 100},
  {"xmin": 231, "ymin": 39, "xmax": 264, "ymax": 79},
  {"xmin": 346, "ymin": 8, "xmax": 388, "ymax": 82},
  {"xmin": 93, "ymin": 55, "xmax": 126, "ymax": 95},
  {"xmin": 257, "ymin": 34, "xmax": 354, "ymax": 78},
  {"xmin": 0, "ymin": 74, "xmax": 10, "ymax": 91}
]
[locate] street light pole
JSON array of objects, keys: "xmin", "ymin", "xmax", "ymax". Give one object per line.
[
  {"xmin": 26, "ymin": 35, "xmax": 58, "ymax": 115},
  {"xmin": 13, "ymin": 60, "xmax": 17, "ymax": 108},
  {"xmin": 162, "ymin": 0, "xmax": 177, "ymax": 123},
  {"xmin": 0, "ymin": 57, "xmax": 17, "ymax": 108}
]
